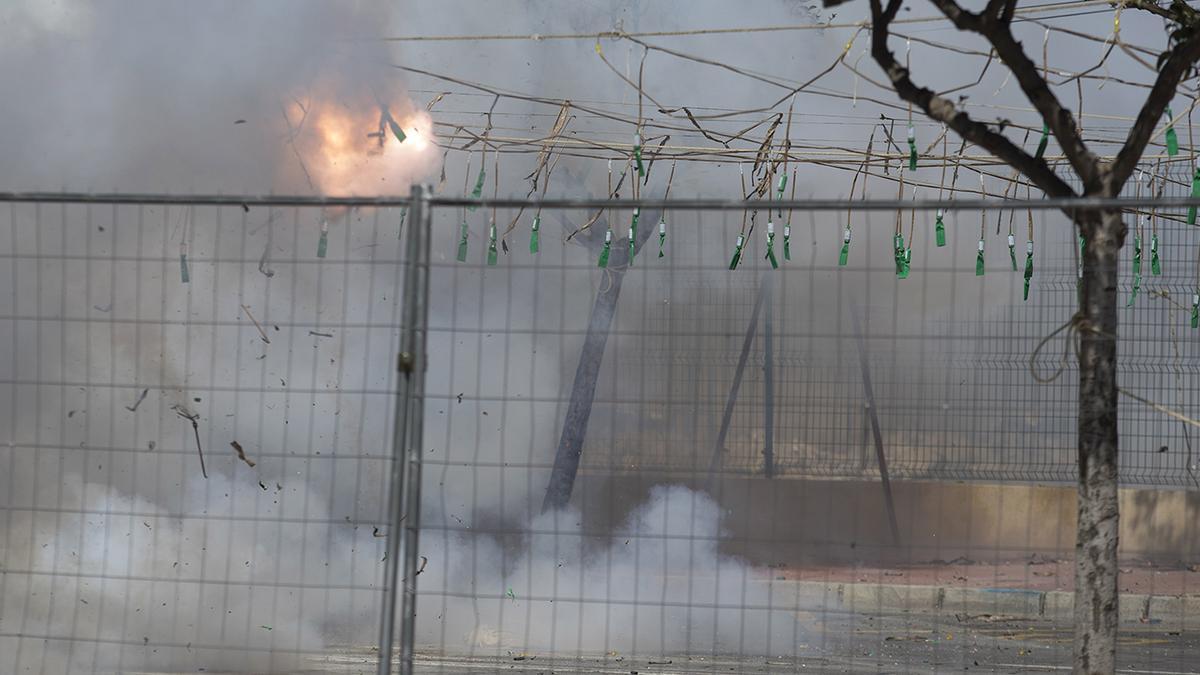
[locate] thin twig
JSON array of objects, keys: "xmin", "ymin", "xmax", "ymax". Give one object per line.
[
  {"xmin": 230, "ymin": 441, "xmax": 256, "ymax": 468},
  {"xmin": 241, "ymin": 305, "xmax": 271, "ymax": 344},
  {"xmin": 175, "ymin": 408, "xmax": 207, "ymax": 479},
  {"xmin": 125, "ymin": 388, "xmax": 149, "ymax": 412}
]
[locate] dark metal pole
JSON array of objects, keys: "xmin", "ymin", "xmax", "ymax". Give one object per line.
[
  {"xmin": 850, "ymin": 305, "xmax": 900, "ymax": 547},
  {"xmin": 378, "ymin": 185, "xmax": 432, "ymax": 675},
  {"xmin": 762, "ymin": 275, "xmax": 775, "ymax": 478},
  {"xmin": 705, "ymin": 279, "xmax": 767, "ymax": 490}
]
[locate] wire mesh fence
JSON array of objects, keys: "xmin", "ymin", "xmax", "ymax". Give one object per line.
[
  {"xmin": 0, "ymin": 201, "xmax": 410, "ymax": 673},
  {"xmin": 2, "ymin": 189, "xmax": 1200, "ymax": 673},
  {"xmin": 421, "ymin": 192, "xmax": 1200, "ymax": 490}
]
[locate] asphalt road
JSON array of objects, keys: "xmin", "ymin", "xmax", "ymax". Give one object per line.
[{"xmin": 290, "ymin": 612, "xmax": 1200, "ymax": 674}]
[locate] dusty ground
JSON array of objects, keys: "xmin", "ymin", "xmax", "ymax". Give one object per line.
[
  {"xmin": 126, "ymin": 560, "xmax": 1200, "ymax": 674},
  {"xmin": 299, "ymin": 611, "xmax": 1200, "ymax": 674},
  {"xmin": 768, "ymin": 557, "xmax": 1200, "ymax": 596}
]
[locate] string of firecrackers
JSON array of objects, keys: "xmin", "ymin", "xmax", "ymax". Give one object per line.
[
  {"xmin": 1024, "ymin": 184, "xmax": 1035, "ymax": 302},
  {"xmin": 488, "ymin": 152, "xmax": 500, "ymax": 266},
  {"xmin": 422, "ymin": 8, "xmax": 1200, "ymax": 327},
  {"xmin": 905, "ymin": 39, "xmax": 918, "ymax": 173},
  {"xmin": 158, "ymin": 10, "xmax": 1196, "ymax": 308},
  {"xmin": 841, "ymin": 129, "xmax": 877, "ymax": 267},
  {"xmin": 764, "ymin": 104, "xmax": 795, "ymax": 270},
  {"xmin": 447, "ymin": 146, "xmax": 1200, "ymax": 333},
  {"xmin": 628, "ymin": 157, "xmax": 640, "ymax": 266},
  {"xmin": 893, "ymin": 165, "xmax": 909, "ymax": 279},
  {"xmin": 456, "ymin": 150, "xmax": 474, "ymax": 262},
  {"xmin": 1127, "ymin": 168, "xmax": 1153, "ymax": 308},
  {"xmin": 420, "ymin": 31, "xmax": 1190, "ymax": 170},
  {"xmin": 1187, "ymin": 105, "xmax": 1200, "ymax": 329},
  {"xmin": 438, "ymin": 145, "xmax": 1193, "ymax": 302},
  {"xmin": 444, "ymin": 125, "xmax": 1200, "ymax": 278},
  {"xmin": 658, "ymin": 160, "xmax": 677, "ymax": 258},
  {"xmin": 729, "ymin": 165, "xmax": 748, "ymax": 270},
  {"xmin": 976, "ymin": 172, "xmax": 987, "ymax": 277},
  {"xmin": 409, "ymin": 3, "xmax": 1200, "ymax": 173},
  {"xmin": 427, "ymin": 81, "xmax": 1199, "ymax": 173},
  {"xmin": 1148, "ymin": 161, "xmax": 1163, "ymax": 278},
  {"xmin": 598, "ymin": 160, "xmax": 616, "ymax": 268},
  {"xmin": 992, "ymin": 129, "xmax": 1030, "ymax": 275},
  {"xmin": 505, "ymin": 100, "xmax": 572, "ymax": 253},
  {"xmin": 429, "ymin": 124, "xmax": 1200, "ymax": 211}
]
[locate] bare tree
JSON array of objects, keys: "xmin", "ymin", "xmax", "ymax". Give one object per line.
[{"xmin": 828, "ymin": 0, "xmax": 1200, "ymax": 670}]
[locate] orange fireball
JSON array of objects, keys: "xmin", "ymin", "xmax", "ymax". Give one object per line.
[{"xmin": 281, "ymin": 89, "xmax": 436, "ymax": 195}]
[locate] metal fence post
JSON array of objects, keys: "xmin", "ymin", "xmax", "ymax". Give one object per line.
[{"xmin": 377, "ymin": 184, "xmax": 432, "ymax": 675}]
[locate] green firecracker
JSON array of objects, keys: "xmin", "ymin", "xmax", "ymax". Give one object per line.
[
  {"xmin": 468, "ymin": 165, "xmax": 486, "ymax": 211},
  {"xmin": 935, "ymin": 209, "xmax": 946, "ymax": 247},
  {"xmin": 783, "ymin": 224, "xmax": 791, "ymax": 261},
  {"xmin": 628, "ymin": 209, "xmax": 640, "ymax": 265},
  {"xmin": 1127, "ymin": 235, "xmax": 1141, "ymax": 306},
  {"xmin": 598, "ymin": 230, "xmax": 612, "ymax": 268},
  {"xmin": 530, "ymin": 215, "xmax": 540, "ymax": 254},
  {"xmin": 893, "ymin": 232, "xmax": 910, "ymax": 279},
  {"xmin": 1023, "ymin": 241, "xmax": 1034, "ymax": 301},
  {"xmin": 1035, "ymin": 123, "xmax": 1050, "ymax": 160},
  {"xmin": 906, "ymin": 123, "xmax": 917, "ymax": 171},
  {"xmin": 456, "ymin": 220, "xmax": 469, "ymax": 262},
  {"xmin": 729, "ymin": 233, "xmax": 745, "ymax": 270},
  {"xmin": 1166, "ymin": 107, "xmax": 1180, "ymax": 157},
  {"xmin": 633, "ymin": 134, "xmax": 645, "ymax": 177},
  {"xmin": 975, "ymin": 239, "xmax": 985, "ymax": 276},
  {"xmin": 387, "ymin": 117, "xmax": 407, "ymax": 144},
  {"xmin": 1150, "ymin": 233, "xmax": 1160, "ymax": 276},
  {"xmin": 486, "ymin": 223, "xmax": 498, "ymax": 266},
  {"xmin": 839, "ymin": 227, "xmax": 851, "ymax": 266},
  {"xmin": 1192, "ymin": 292, "xmax": 1199, "ymax": 328},
  {"xmin": 1189, "ymin": 159, "xmax": 1200, "ymax": 225},
  {"xmin": 1008, "ymin": 234, "xmax": 1017, "ymax": 271},
  {"xmin": 766, "ymin": 222, "xmax": 778, "ymax": 269},
  {"xmin": 657, "ymin": 217, "xmax": 666, "ymax": 258}
]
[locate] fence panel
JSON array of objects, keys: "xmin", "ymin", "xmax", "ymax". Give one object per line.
[
  {"xmin": 413, "ymin": 194, "xmax": 1200, "ymax": 673},
  {"xmin": 0, "ymin": 200, "xmax": 410, "ymax": 673},
  {"xmin": 4, "ymin": 190, "xmax": 1200, "ymax": 673}
]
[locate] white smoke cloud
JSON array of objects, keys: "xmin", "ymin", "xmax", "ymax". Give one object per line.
[
  {"xmin": 2, "ymin": 1, "xmax": 1173, "ymax": 673},
  {"xmin": 417, "ymin": 485, "xmax": 796, "ymax": 657}
]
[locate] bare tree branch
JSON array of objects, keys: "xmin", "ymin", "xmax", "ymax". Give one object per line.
[
  {"xmin": 1123, "ymin": 0, "xmax": 1184, "ymax": 22},
  {"xmin": 979, "ymin": 20, "xmax": 1104, "ymax": 188},
  {"xmin": 1110, "ymin": 33, "xmax": 1200, "ymax": 188},
  {"xmin": 868, "ymin": 0, "xmax": 1076, "ymax": 197},
  {"xmin": 918, "ymin": 0, "xmax": 1103, "ymax": 189}
]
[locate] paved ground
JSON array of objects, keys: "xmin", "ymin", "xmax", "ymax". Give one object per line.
[
  {"xmin": 297, "ymin": 611, "xmax": 1200, "ymax": 674},
  {"xmin": 128, "ymin": 561, "xmax": 1200, "ymax": 673},
  {"xmin": 771, "ymin": 557, "xmax": 1200, "ymax": 596}
]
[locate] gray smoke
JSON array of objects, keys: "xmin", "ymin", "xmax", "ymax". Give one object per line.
[{"xmin": 0, "ymin": 1, "xmax": 1185, "ymax": 673}]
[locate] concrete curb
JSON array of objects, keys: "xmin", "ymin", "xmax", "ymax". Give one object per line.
[{"xmin": 751, "ymin": 579, "xmax": 1200, "ymax": 624}]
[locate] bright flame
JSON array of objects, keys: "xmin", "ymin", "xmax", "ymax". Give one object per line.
[
  {"xmin": 285, "ymin": 94, "xmax": 437, "ymax": 195},
  {"xmin": 405, "ymin": 126, "xmax": 429, "ymax": 152}
]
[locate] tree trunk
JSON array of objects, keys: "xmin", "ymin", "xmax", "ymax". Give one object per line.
[
  {"xmin": 1074, "ymin": 207, "xmax": 1123, "ymax": 675},
  {"xmin": 541, "ymin": 267, "xmax": 627, "ymax": 511}
]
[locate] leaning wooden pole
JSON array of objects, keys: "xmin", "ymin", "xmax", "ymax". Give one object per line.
[{"xmin": 851, "ymin": 305, "xmax": 900, "ymax": 547}]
